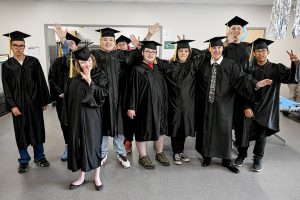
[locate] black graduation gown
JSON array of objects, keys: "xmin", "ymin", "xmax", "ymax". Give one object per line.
[
  {"xmin": 240, "ymin": 60, "xmax": 300, "ymax": 147},
  {"xmin": 127, "ymin": 62, "xmax": 168, "ymax": 141},
  {"xmin": 91, "ymin": 49, "xmax": 141, "ymax": 137},
  {"xmin": 157, "ymin": 51, "xmax": 208, "ymax": 138},
  {"xmin": 195, "ymin": 57, "xmax": 257, "ymax": 159},
  {"xmin": 223, "ymin": 42, "xmax": 252, "ymax": 142},
  {"xmin": 1, "ymin": 56, "xmax": 51, "ymax": 149},
  {"xmin": 64, "ymin": 68, "xmax": 107, "ymax": 172},
  {"xmin": 48, "ymin": 55, "xmax": 69, "ymax": 101}
]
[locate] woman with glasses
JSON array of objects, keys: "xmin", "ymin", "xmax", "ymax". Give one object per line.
[{"xmin": 126, "ymin": 41, "xmax": 171, "ymax": 169}]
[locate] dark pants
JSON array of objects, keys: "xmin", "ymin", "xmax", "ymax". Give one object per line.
[
  {"xmin": 56, "ymin": 99, "xmax": 68, "ymax": 144},
  {"xmin": 171, "ymin": 136, "xmax": 186, "ymax": 154},
  {"xmin": 18, "ymin": 144, "xmax": 45, "ymax": 164},
  {"xmin": 238, "ymin": 137, "xmax": 266, "ymax": 160}
]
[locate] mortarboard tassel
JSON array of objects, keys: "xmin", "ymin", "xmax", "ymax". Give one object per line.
[
  {"xmin": 249, "ymin": 42, "xmax": 254, "ymax": 62},
  {"xmin": 154, "ymin": 57, "xmax": 157, "ymax": 65},
  {"xmin": 58, "ymin": 42, "xmax": 62, "ymax": 57},
  {"xmin": 69, "ymin": 52, "xmax": 74, "ymax": 78},
  {"xmin": 8, "ymin": 33, "xmax": 11, "ymax": 56}
]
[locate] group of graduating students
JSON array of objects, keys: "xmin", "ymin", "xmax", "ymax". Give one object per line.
[{"xmin": 1, "ymin": 16, "xmax": 299, "ymax": 191}]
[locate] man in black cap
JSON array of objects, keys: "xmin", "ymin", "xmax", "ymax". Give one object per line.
[
  {"xmin": 195, "ymin": 36, "xmax": 272, "ymax": 173},
  {"xmin": 127, "ymin": 40, "xmax": 170, "ymax": 169},
  {"xmin": 2, "ymin": 31, "xmax": 52, "ymax": 173},
  {"xmin": 48, "ymin": 30, "xmax": 81, "ymax": 161},
  {"xmin": 223, "ymin": 16, "xmax": 252, "ymax": 150},
  {"xmin": 234, "ymin": 38, "xmax": 299, "ymax": 172}
]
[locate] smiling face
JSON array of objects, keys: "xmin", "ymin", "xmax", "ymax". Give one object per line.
[
  {"xmin": 209, "ymin": 46, "xmax": 223, "ymax": 61},
  {"xmin": 254, "ymin": 48, "xmax": 269, "ymax": 65},
  {"xmin": 100, "ymin": 36, "xmax": 116, "ymax": 52},
  {"xmin": 142, "ymin": 48, "xmax": 157, "ymax": 64},
  {"xmin": 177, "ymin": 48, "xmax": 190, "ymax": 63}
]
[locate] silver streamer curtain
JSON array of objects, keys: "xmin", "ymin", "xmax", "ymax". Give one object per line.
[
  {"xmin": 268, "ymin": 0, "xmax": 292, "ymax": 40},
  {"xmin": 292, "ymin": 0, "xmax": 300, "ymax": 38},
  {"xmin": 268, "ymin": 0, "xmax": 300, "ymax": 39}
]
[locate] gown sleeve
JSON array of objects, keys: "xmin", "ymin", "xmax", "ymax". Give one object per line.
[
  {"xmin": 1, "ymin": 62, "xmax": 17, "ymax": 110},
  {"xmin": 81, "ymin": 69, "xmax": 108, "ymax": 107},
  {"xmin": 35, "ymin": 58, "xmax": 52, "ymax": 106},
  {"xmin": 276, "ymin": 61, "xmax": 300, "ymax": 84}
]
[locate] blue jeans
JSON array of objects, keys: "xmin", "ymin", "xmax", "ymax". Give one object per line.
[
  {"xmin": 101, "ymin": 134, "xmax": 126, "ymax": 158},
  {"xmin": 18, "ymin": 144, "xmax": 45, "ymax": 164}
]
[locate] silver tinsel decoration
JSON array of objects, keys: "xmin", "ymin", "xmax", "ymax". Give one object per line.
[
  {"xmin": 292, "ymin": 0, "xmax": 300, "ymax": 38},
  {"xmin": 268, "ymin": 0, "xmax": 292, "ymax": 40}
]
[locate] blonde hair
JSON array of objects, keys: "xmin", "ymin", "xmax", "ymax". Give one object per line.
[{"xmin": 75, "ymin": 54, "xmax": 97, "ymax": 75}]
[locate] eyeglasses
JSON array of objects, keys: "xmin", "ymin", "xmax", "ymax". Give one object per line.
[
  {"xmin": 143, "ymin": 50, "xmax": 157, "ymax": 55},
  {"xmin": 254, "ymin": 49, "xmax": 268, "ymax": 54},
  {"xmin": 12, "ymin": 44, "xmax": 25, "ymax": 49}
]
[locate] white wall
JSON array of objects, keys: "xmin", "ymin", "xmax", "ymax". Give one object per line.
[{"xmin": 0, "ymin": 1, "xmax": 299, "ymax": 96}]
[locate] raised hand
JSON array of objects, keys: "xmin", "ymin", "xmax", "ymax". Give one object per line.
[
  {"xmin": 148, "ymin": 22, "xmax": 160, "ymax": 36},
  {"xmin": 287, "ymin": 50, "xmax": 299, "ymax": 62},
  {"xmin": 256, "ymin": 79, "xmax": 272, "ymax": 89},
  {"xmin": 177, "ymin": 34, "xmax": 186, "ymax": 41},
  {"xmin": 54, "ymin": 23, "xmax": 67, "ymax": 41},
  {"xmin": 130, "ymin": 34, "xmax": 141, "ymax": 49}
]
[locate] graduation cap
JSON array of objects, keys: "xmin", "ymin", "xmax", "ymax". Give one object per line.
[
  {"xmin": 73, "ymin": 42, "xmax": 93, "ymax": 61},
  {"xmin": 171, "ymin": 39, "xmax": 195, "ymax": 49},
  {"xmin": 225, "ymin": 16, "xmax": 248, "ymax": 27},
  {"xmin": 116, "ymin": 35, "xmax": 131, "ymax": 44},
  {"xmin": 66, "ymin": 32, "xmax": 81, "ymax": 46},
  {"xmin": 252, "ymin": 38, "xmax": 273, "ymax": 50},
  {"xmin": 204, "ymin": 36, "xmax": 226, "ymax": 47},
  {"xmin": 3, "ymin": 31, "xmax": 31, "ymax": 55},
  {"xmin": 140, "ymin": 40, "xmax": 162, "ymax": 50},
  {"xmin": 3, "ymin": 30, "xmax": 31, "ymax": 42},
  {"xmin": 95, "ymin": 27, "xmax": 120, "ymax": 38}
]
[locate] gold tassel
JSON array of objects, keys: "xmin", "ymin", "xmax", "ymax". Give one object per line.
[
  {"xmin": 8, "ymin": 34, "xmax": 11, "ymax": 56},
  {"xmin": 69, "ymin": 52, "xmax": 74, "ymax": 78},
  {"xmin": 249, "ymin": 42, "xmax": 254, "ymax": 62},
  {"xmin": 173, "ymin": 45, "xmax": 177, "ymax": 62},
  {"xmin": 58, "ymin": 42, "xmax": 62, "ymax": 57},
  {"xmin": 154, "ymin": 57, "xmax": 157, "ymax": 64}
]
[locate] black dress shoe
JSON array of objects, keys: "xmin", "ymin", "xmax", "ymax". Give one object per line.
[
  {"xmin": 69, "ymin": 180, "xmax": 85, "ymax": 190},
  {"xmin": 201, "ymin": 157, "xmax": 211, "ymax": 167},
  {"xmin": 222, "ymin": 162, "xmax": 240, "ymax": 173},
  {"xmin": 95, "ymin": 183, "xmax": 104, "ymax": 191}
]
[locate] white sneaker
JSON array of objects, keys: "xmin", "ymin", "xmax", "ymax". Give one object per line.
[
  {"xmin": 117, "ymin": 154, "xmax": 130, "ymax": 168},
  {"xmin": 101, "ymin": 154, "xmax": 108, "ymax": 166}
]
